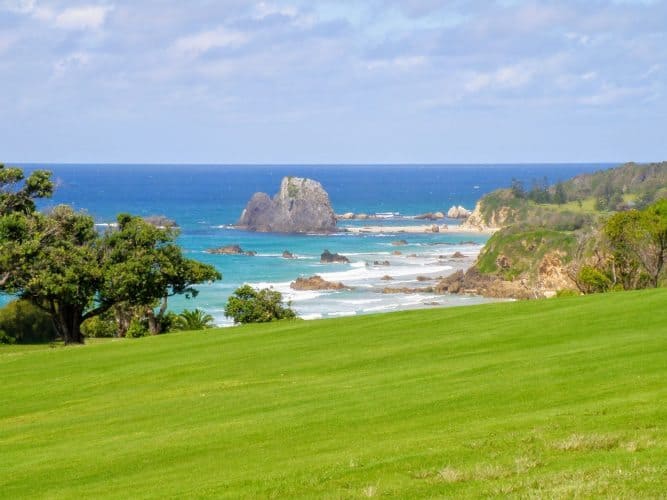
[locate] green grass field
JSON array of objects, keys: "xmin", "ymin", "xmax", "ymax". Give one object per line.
[{"xmin": 2, "ymin": 291, "xmax": 666, "ymax": 498}]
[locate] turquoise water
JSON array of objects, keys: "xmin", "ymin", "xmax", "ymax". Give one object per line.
[{"xmin": 11, "ymin": 163, "xmax": 609, "ymax": 323}]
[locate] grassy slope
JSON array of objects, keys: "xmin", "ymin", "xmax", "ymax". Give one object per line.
[{"xmin": 1, "ymin": 291, "xmax": 666, "ymax": 498}]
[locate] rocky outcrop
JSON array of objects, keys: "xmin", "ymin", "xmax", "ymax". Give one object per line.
[
  {"xmin": 433, "ymin": 265, "xmax": 575, "ymax": 300},
  {"xmin": 451, "ymin": 251, "xmax": 465, "ymax": 258},
  {"xmin": 290, "ymin": 275, "xmax": 350, "ymax": 291},
  {"xmin": 143, "ymin": 215, "xmax": 178, "ymax": 228},
  {"xmin": 382, "ymin": 286, "xmax": 434, "ymax": 294},
  {"xmin": 282, "ymin": 250, "xmax": 296, "ymax": 259},
  {"xmin": 320, "ymin": 249, "xmax": 350, "ymax": 264},
  {"xmin": 415, "ymin": 211, "xmax": 445, "ymax": 220},
  {"xmin": 447, "ymin": 205, "xmax": 472, "ymax": 219},
  {"xmin": 371, "ymin": 260, "xmax": 390, "ymax": 266},
  {"xmin": 237, "ymin": 177, "xmax": 336, "ymax": 233},
  {"xmin": 206, "ymin": 244, "xmax": 256, "ymax": 256},
  {"xmin": 461, "ymin": 201, "xmax": 512, "ymax": 231}
]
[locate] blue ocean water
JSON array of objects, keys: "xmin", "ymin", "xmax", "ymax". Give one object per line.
[{"xmin": 14, "ymin": 163, "xmax": 610, "ymax": 324}]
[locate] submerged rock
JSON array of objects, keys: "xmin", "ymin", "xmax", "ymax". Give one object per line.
[
  {"xmin": 206, "ymin": 244, "xmax": 256, "ymax": 256},
  {"xmin": 282, "ymin": 250, "xmax": 296, "ymax": 259},
  {"xmin": 392, "ymin": 239, "xmax": 408, "ymax": 246},
  {"xmin": 237, "ymin": 177, "xmax": 336, "ymax": 233},
  {"xmin": 372, "ymin": 260, "xmax": 390, "ymax": 266},
  {"xmin": 320, "ymin": 249, "xmax": 350, "ymax": 264},
  {"xmin": 290, "ymin": 275, "xmax": 350, "ymax": 291}
]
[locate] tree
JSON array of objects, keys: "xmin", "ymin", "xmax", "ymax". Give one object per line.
[
  {"xmin": 0, "ymin": 164, "xmax": 54, "ymax": 216},
  {"xmin": 224, "ymin": 285, "xmax": 296, "ymax": 324},
  {"xmin": 0, "ymin": 166, "xmax": 222, "ymax": 344},
  {"xmin": 173, "ymin": 308, "xmax": 216, "ymax": 331},
  {"xmin": 554, "ymin": 182, "xmax": 567, "ymax": 205},
  {"xmin": 510, "ymin": 178, "xmax": 525, "ymax": 199},
  {"xmin": 603, "ymin": 200, "xmax": 667, "ymax": 288}
]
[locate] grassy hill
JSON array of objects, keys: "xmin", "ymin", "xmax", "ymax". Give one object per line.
[{"xmin": 2, "ymin": 291, "xmax": 666, "ymax": 498}]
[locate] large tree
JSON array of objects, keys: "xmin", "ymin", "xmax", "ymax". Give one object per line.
[
  {"xmin": 604, "ymin": 200, "xmax": 667, "ymax": 288},
  {"xmin": 0, "ymin": 165, "xmax": 221, "ymax": 344}
]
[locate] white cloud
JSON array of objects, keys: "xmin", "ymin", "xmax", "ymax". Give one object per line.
[
  {"xmin": 579, "ymin": 83, "xmax": 644, "ymax": 106},
  {"xmin": 366, "ymin": 55, "xmax": 427, "ymax": 72},
  {"xmin": 172, "ymin": 28, "xmax": 249, "ymax": 57},
  {"xmin": 465, "ymin": 64, "xmax": 534, "ymax": 93},
  {"xmin": 54, "ymin": 5, "xmax": 112, "ymax": 30},
  {"xmin": 253, "ymin": 2, "xmax": 298, "ymax": 20}
]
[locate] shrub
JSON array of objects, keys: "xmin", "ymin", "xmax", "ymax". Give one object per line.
[
  {"xmin": 173, "ymin": 309, "xmax": 216, "ymax": 331},
  {"xmin": 577, "ymin": 266, "xmax": 613, "ymax": 294},
  {"xmin": 81, "ymin": 313, "xmax": 117, "ymax": 338},
  {"xmin": 125, "ymin": 320, "xmax": 149, "ymax": 338},
  {"xmin": 224, "ymin": 285, "xmax": 296, "ymax": 324},
  {"xmin": 0, "ymin": 299, "xmax": 57, "ymax": 343}
]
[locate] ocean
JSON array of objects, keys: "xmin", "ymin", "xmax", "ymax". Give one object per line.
[{"xmin": 14, "ymin": 163, "xmax": 610, "ymax": 325}]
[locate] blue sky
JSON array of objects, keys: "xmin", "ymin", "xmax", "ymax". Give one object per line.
[{"xmin": 0, "ymin": 0, "xmax": 665, "ymax": 163}]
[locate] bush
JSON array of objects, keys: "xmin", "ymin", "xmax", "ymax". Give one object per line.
[
  {"xmin": 577, "ymin": 266, "xmax": 613, "ymax": 294},
  {"xmin": 224, "ymin": 285, "xmax": 296, "ymax": 324},
  {"xmin": 173, "ymin": 309, "xmax": 216, "ymax": 331},
  {"xmin": 0, "ymin": 299, "xmax": 57, "ymax": 343},
  {"xmin": 81, "ymin": 313, "xmax": 117, "ymax": 338},
  {"xmin": 125, "ymin": 319, "xmax": 149, "ymax": 338}
]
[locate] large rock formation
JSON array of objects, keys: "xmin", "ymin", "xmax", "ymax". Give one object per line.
[
  {"xmin": 237, "ymin": 177, "xmax": 336, "ymax": 233},
  {"xmin": 447, "ymin": 205, "xmax": 472, "ymax": 219}
]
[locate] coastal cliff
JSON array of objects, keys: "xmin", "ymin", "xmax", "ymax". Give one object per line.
[
  {"xmin": 237, "ymin": 177, "xmax": 337, "ymax": 233},
  {"xmin": 454, "ymin": 161, "xmax": 667, "ymax": 299}
]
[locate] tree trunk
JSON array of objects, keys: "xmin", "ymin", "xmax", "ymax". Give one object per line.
[
  {"xmin": 53, "ymin": 304, "xmax": 85, "ymax": 344},
  {"xmin": 146, "ymin": 296, "xmax": 169, "ymax": 335}
]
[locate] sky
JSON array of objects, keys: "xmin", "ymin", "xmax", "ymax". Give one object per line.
[{"xmin": 0, "ymin": 0, "xmax": 666, "ymax": 164}]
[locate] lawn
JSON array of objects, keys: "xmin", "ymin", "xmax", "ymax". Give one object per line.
[{"xmin": 1, "ymin": 290, "xmax": 666, "ymax": 498}]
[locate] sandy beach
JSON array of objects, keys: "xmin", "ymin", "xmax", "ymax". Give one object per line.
[{"xmin": 340, "ymin": 224, "xmax": 497, "ymax": 235}]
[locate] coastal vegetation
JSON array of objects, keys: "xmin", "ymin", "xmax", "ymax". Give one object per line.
[
  {"xmin": 0, "ymin": 164, "xmax": 221, "ymax": 344},
  {"xmin": 2, "ymin": 289, "xmax": 666, "ymax": 497},
  {"xmin": 224, "ymin": 284, "xmax": 296, "ymax": 324},
  {"xmin": 459, "ymin": 161, "xmax": 667, "ymax": 297}
]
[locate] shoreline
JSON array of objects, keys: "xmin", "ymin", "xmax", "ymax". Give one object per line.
[{"xmin": 340, "ymin": 224, "xmax": 497, "ymax": 235}]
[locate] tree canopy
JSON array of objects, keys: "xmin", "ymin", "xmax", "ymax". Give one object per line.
[
  {"xmin": 224, "ymin": 285, "xmax": 296, "ymax": 324},
  {"xmin": 0, "ymin": 165, "xmax": 221, "ymax": 344}
]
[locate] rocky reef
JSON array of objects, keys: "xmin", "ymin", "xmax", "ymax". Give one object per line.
[
  {"xmin": 237, "ymin": 177, "xmax": 336, "ymax": 233},
  {"xmin": 320, "ymin": 249, "xmax": 350, "ymax": 264},
  {"xmin": 290, "ymin": 275, "xmax": 350, "ymax": 291},
  {"xmin": 206, "ymin": 244, "xmax": 256, "ymax": 256}
]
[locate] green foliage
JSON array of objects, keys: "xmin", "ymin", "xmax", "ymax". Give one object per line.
[
  {"xmin": 0, "ymin": 299, "xmax": 57, "ymax": 344},
  {"xmin": 554, "ymin": 182, "xmax": 567, "ymax": 205},
  {"xmin": 224, "ymin": 285, "xmax": 296, "ymax": 324},
  {"xmin": 0, "ymin": 164, "xmax": 54, "ymax": 215},
  {"xmin": 577, "ymin": 266, "xmax": 612, "ymax": 294},
  {"xmin": 603, "ymin": 200, "xmax": 667, "ymax": 289},
  {"xmin": 81, "ymin": 313, "xmax": 117, "ymax": 338},
  {"xmin": 173, "ymin": 308, "xmax": 216, "ymax": 331},
  {"xmin": 476, "ymin": 226, "xmax": 577, "ymax": 281},
  {"xmin": 555, "ymin": 288, "xmax": 579, "ymax": 298},
  {"xmin": 125, "ymin": 319, "xmax": 149, "ymax": 338},
  {"xmin": 0, "ymin": 171, "xmax": 222, "ymax": 344}
]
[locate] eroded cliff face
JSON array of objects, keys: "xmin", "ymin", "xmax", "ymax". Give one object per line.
[
  {"xmin": 237, "ymin": 177, "xmax": 337, "ymax": 233},
  {"xmin": 461, "ymin": 201, "xmax": 515, "ymax": 231}
]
